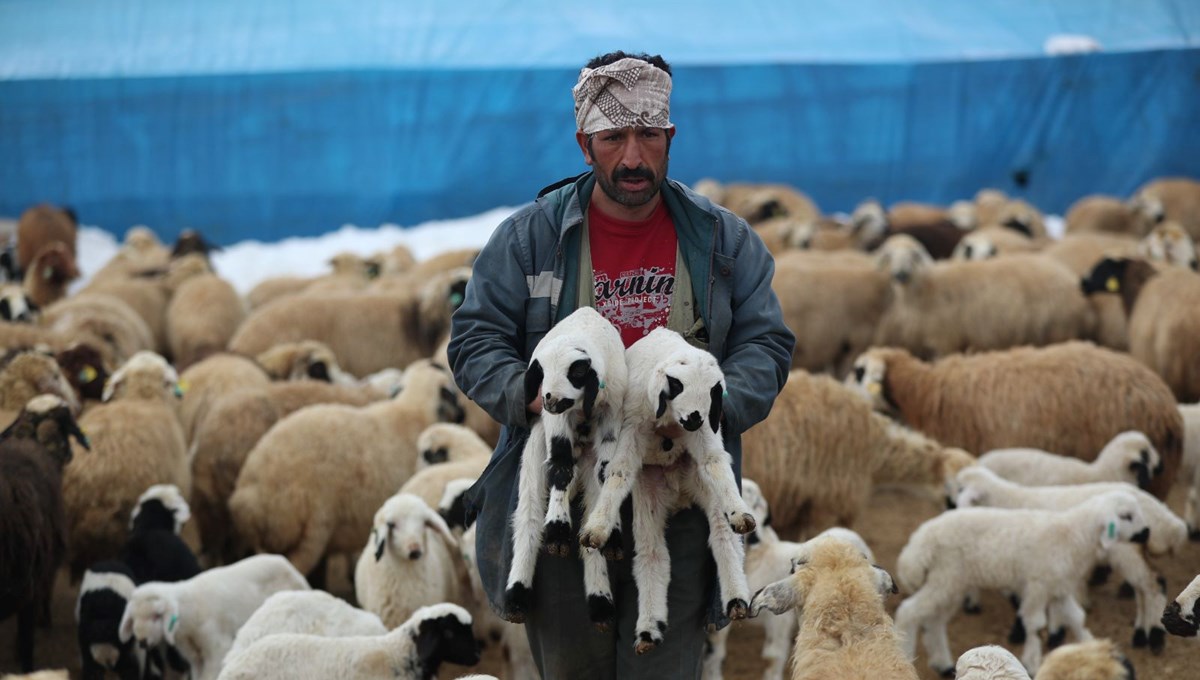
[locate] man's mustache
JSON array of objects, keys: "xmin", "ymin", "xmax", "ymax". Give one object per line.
[{"xmin": 613, "ymin": 167, "xmax": 655, "ymax": 182}]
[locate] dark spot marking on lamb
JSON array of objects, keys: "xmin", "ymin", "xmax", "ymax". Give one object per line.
[
  {"xmin": 1046, "ymin": 627, "xmax": 1066, "ymax": 650},
  {"xmin": 1008, "ymin": 616, "xmax": 1026, "ymax": 644},
  {"xmin": 1120, "ymin": 577, "xmax": 1140, "ymax": 597},
  {"xmin": 747, "ymin": 530, "xmax": 760, "ymax": 545},
  {"xmin": 1149, "ymin": 626, "xmax": 1165, "ymax": 654},
  {"xmin": 601, "ymin": 431, "xmax": 616, "ymax": 444},
  {"xmin": 661, "ymin": 437, "xmax": 673, "ymax": 451},
  {"xmin": 1008, "ymin": 594, "xmax": 1021, "ymax": 610},
  {"xmin": 542, "ymin": 521, "xmax": 573, "ymax": 556},
  {"xmin": 1089, "ymin": 564, "xmax": 1112, "ymax": 586},
  {"xmin": 424, "ymin": 447, "xmax": 449, "ymax": 465},
  {"xmin": 1133, "ymin": 628, "xmax": 1148, "ymax": 648},
  {"xmin": 505, "ymin": 583, "xmax": 531, "ymax": 621},
  {"xmin": 657, "ymin": 620, "xmax": 668, "ymax": 633},
  {"xmin": 588, "ymin": 594, "xmax": 615, "ymax": 630},
  {"xmin": 307, "ymin": 361, "xmax": 331, "ymax": 382},
  {"xmin": 1158, "ymin": 576, "xmax": 1167, "ymax": 594},
  {"xmin": 1161, "ymin": 600, "xmax": 1199, "ymax": 638},
  {"xmin": 547, "ymin": 439, "xmax": 575, "ymax": 491},
  {"xmin": 597, "ymin": 460, "xmax": 608, "ymax": 483},
  {"xmin": 601, "ymin": 529, "xmax": 624, "ymax": 561},
  {"xmin": 439, "ymin": 493, "xmax": 468, "ymax": 530},
  {"xmin": 937, "ymin": 666, "xmax": 956, "ymax": 679},
  {"xmin": 575, "ymin": 422, "xmax": 591, "ymax": 438}
]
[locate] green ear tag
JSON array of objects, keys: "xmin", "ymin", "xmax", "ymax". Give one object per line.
[
  {"xmin": 168, "ymin": 614, "xmax": 178, "ymax": 633},
  {"xmin": 598, "ymin": 380, "xmax": 606, "ymax": 389},
  {"xmin": 722, "ymin": 390, "xmax": 729, "ymax": 398},
  {"xmin": 1107, "ymin": 521, "xmax": 1115, "ymax": 539},
  {"xmin": 450, "ymin": 292, "xmax": 464, "ymax": 306}
]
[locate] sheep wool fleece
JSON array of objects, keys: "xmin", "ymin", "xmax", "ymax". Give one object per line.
[{"xmin": 448, "ymin": 171, "xmax": 794, "ymax": 677}]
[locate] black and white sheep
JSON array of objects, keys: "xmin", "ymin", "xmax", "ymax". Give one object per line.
[{"xmin": 119, "ymin": 484, "xmax": 201, "ymax": 585}]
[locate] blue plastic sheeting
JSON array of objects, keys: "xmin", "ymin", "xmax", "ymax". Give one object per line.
[{"xmin": 1, "ymin": 3, "xmax": 1199, "ymax": 243}]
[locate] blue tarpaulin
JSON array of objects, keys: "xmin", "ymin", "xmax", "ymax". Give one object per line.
[{"xmin": 2, "ymin": 1, "xmax": 1198, "ymax": 243}]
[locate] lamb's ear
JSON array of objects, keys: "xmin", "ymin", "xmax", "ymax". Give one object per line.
[
  {"xmin": 423, "ymin": 505, "xmax": 458, "ymax": 547},
  {"xmin": 163, "ymin": 599, "xmax": 180, "ymax": 646},
  {"xmin": 1130, "ymin": 460, "xmax": 1151, "ymax": 490},
  {"xmin": 118, "ymin": 603, "xmax": 136, "ymax": 643},
  {"xmin": 1100, "ymin": 515, "xmax": 1119, "ymax": 551},
  {"xmin": 524, "ymin": 359, "xmax": 543, "ymax": 408},
  {"xmin": 873, "ymin": 565, "xmax": 898, "ymax": 595},
  {"xmin": 748, "ymin": 578, "xmax": 800, "ymax": 617},
  {"xmin": 708, "ymin": 382, "xmax": 724, "ymax": 434},
  {"xmin": 582, "ymin": 367, "xmax": 600, "ymax": 421},
  {"xmin": 414, "ymin": 618, "xmax": 443, "ymax": 671},
  {"xmin": 101, "ymin": 374, "xmax": 122, "ymax": 402},
  {"xmin": 373, "ymin": 524, "xmax": 389, "ymax": 562},
  {"xmin": 657, "ymin": 374, "xmax": 682, "ymax": 419}
]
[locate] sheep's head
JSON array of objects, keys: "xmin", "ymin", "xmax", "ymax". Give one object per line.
[
  {"xmin": 779, "ymin": 219, "xmax": 817, "ymax": 250},
  {"xmin": 0, "ymin": 284, "xmax": 38, "ymax": 323},
  {"xmin": 405, "ymin": 603, "xmax": 481, "ymax": 673},
  {"xmin": 874, "ymin": 234, "xmax": 931, "ymax": 284},
  {"xmin": 952, "ymin": 465, "xmax": 1007, "ymax": 509},
  {"xmin": 130, "ymin": 484, "xmax": 191, "ymax": 535},
  {"xmin": 995, "ymin": 199, "xmax": 1044, "ymax": 238},
  {"xmin": 1128, "ymin": 191, "xmax": 1166, "ymax": 228},
  {"xmin": 850, "ymin": 199, "xmax": 888, "ymax": 243},
  {"xmin": 947, "ymin": 200, "xmax": 977, "ymax": 231},
  {"xmin": 328, "ymin": 252, "xmax": 373, "ymax": 278},
  {"xmin": 118, "ymin": 587, "xmax": 180, "ymax": 647},
  {"xmin": 416, "ymin": 422, "xmax": 487, "ymax": 470},
  {"xmin": 789, "ymin": 528, "xmax": 876, "ymax": 573},
  {"xmin": 1139, "ymin": 221, "xmax": 1198, "ymax": 271},
  {"xmin": 740, "ymin": 479, "xmax": 771, "ymax": 544},
  {"xmin": 0, "ymin": 349, "xmax": 81, "ymax": 415},
  {"xmin": 162, "ymin": 253, "xmax": 211, "ymax": 292},
  {"xmin": 1037, "ymin": 639, "xmax": 1135, "ymax": 680},
  {"xmin": 1093, "ymin": 490, "xmax": 1150, "ymax": 551},
  {"xmin": 170, "ymin": 229, "xmax": 219, "ymax": 262},
  {"xmin": 846, "ymin": 350, "xmax": 892, "ymax": 413},
  {"xmin": 256, "ymin": 340, "xmax": 346, "ymax": 383},
  {"xmin": 55, "ymin": 343, "xmax": 110, "ymax": 403},
  {"xmin": 0, "ymin": 394, "xmax": 89, "ymax": 465},
  {"xmin": 123, "ymin": 226, "xmax": 165, "ymax": 254},
  {"xmin": 103, "ymin": 351, "xmax": 180, "ymax": 403},
  {"xmin": 1162, "ymin": 578, "xmax": 1200, "ymax": 639},
  {"xmin": 650, "ymin": 346, "xmax": 724, "ymax": 434},
  {"xmin": 749, "ymin": 537, "xmax": 895, "ymax": 618},
  {"xmin": 955, "ymin": 645, "xmax": 1027, "ymax": 678},
  {"xmin": 526, "ymin": 342, "xmax": 604, "ymax": 420},
  {"xmin": 1102, "ymin": 431, "xmax": 1161, "ymax": 490},
  {"xmin": 952, "ymin": 233, "xmax": 998, "ymax": 261},
  {"xmin": 417, "ymin": 267, "xmax": 472, "ymax": 353},
  {"xmin": 369, "ymin": 493, "xmax": 457, "ymax": 562}
]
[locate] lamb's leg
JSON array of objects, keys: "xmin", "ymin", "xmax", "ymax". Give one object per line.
[
  {"xmin": 16, "ymin": 601, "xmax": 34, "ymax": 672},
  {"xmin": 691, "ymin": 471, "xmax": 749, "ymax": 619},
  {"xmin": 579, "ymin": 426, "xmax": 643, "ymax": 552},
  {"xmin": 701, "ymin": 626, "xmax": 729, "ymax": 680},
  {"xmin": 690, "ymin": 433, "xmax": 755, "ymax": 534},
  {"xmin": 895, "ymin": 588, "xmax": 957, "ymax": 676},
  {"xmin": 1109, "ymin": 545, "xmax": 1168, "ymax": 653},
  {"xmin": 542, "ymin": 416, "xmax": 577, "ymax": 556},
  {"xmin": 1047, "ymin": 595, "xmax": 1092, "ymax": 650},
  {"xmin": 761, "ymin": 610, "xmax": 797, "ymax": 680},
  {"xmin": 581, "ymin": 548, "xmax": 615, "ymax": 630},
  {"xmin": 920, "ymin": 607, "xmax": 958, "ymax": 677},
  {"xmin": 590, "ymin": 418, "xmax": 627, "ymax": 561},
  {"xmin": 284, "ymin": 518, "xmax": 332, "ymax": 581},
  {"xmin": 631, "ymin": 480, "xmax": 672, "ymax": 654},
  {"xmin": 506, "ymin": 433, "xmax": 550, "ymax": 621},
  {"xmin": 1017, "ymin": 592, "xmax": 1050, "ymax": 674}
]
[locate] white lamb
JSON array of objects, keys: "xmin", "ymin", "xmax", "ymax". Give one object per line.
[
  {"xmin": 580, "ymin": 327, "xmax": 755, "ymax": 654},
  {"xmin": 977, "ymin": 431, "xmax": 1162, "ymax": 491},
  {"xmin": 955, "ymin": 645, "xmax": 1030, "ymax": 679},
  {"xmin": 505, "ymin": 307, "xmax": 626, "ymax": 628},
  {"xmin": 954, "ymin": 465, "xmax": 1188, "ymax": 652},
  {"xmin": 355, "ymin": 492, "xmax": 471, "ymax": 629},
  {"xmin": 1162, "ymin": 573, "xmax": 1200, "ymax": 640},
  {"xmin": 224, "ymin": 590, "xmax": 385, "ymax": 662},
  {"xmin": 118, "ymin": 554, "xmax": 309, "ymax": 680},
  {"xmin": 894, "ymin": 490, "xmax": 1150, "ymax": 675},
  {"xmin": 215, "ymin": 603, "xmax": 481, "ymax": 680},
  {"xmin": 1181, "ymin": 402, "xmax": 1200, "ymax": 535}
]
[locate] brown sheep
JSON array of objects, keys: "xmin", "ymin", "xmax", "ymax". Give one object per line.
[
  {"xmin": 177, "ymin": 353, "xmax": 270, "ymax": 443},
  {"xmin": 23, "ymin": 242, "xmax": 80, "ymax": 309},
  {"xmin": 53, "ymin": 343, "xmax": 110, "ymax": 405},
  {"xmin": 16, "ymin": 204, "xmax": 76, "ymax": 274},
  {"xmin": 167, "ymin": 272, "xmax": 246, "ymax": 370}
]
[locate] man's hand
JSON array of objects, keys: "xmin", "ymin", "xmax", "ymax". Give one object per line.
[
  {"xmin": 528, "ymin": 392, "xmax": 543, "ymax": 415},
  {"xmin": 654, "ymin": 422, "xmax": 684, "ymax": 439}
]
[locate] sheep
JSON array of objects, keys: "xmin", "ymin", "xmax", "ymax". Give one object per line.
[
  {"xmin": 40, "ymin": 292, "xmax": 156, "ymax": 368},
  {"xmin": 177, "ymin": 353, "xmax": 270, "ymax": 443},
  {"xmin": 1041, "ymin": 233, "xmax": 1140, "ymax": 349},
  {"xmin": 229, "ymin": 360, "xmax": 464, "ymax": 580},
  {"xmin": 415, "ymin": 422, "xmax": 491, "ymax": 470},
  {"xmin": 213, "ymin": 602, "xmax": 481, "ymax": 680},
  {"xmin": 87, "ymin": 226, "xmax": 172, "ymax": 284},
  {"xmin": 580, "ymin": 327, "xmax": 755, "ymax": 652},
  {"xmin": 254, "ymin": 339, "xmax": 355, "ymax": 384},
  {"xmin": 225, "ymin": 590, "xmax": 386, "ymax": 661},
  {"xmin": 850, "ymin": 198, "xmax": 966, "ymax": 258},
  {"xmin": 0, "ymin": 394, "xmax": 89, "ymax": 672},
  {"xmin": 15, "ymin": 203, "xmax": 76, "ymax": 274},
  {"xmin": 1182, "ymin": 402, "xmax": 1200, "ymax": 536},
  {"xmin": 955, "ymin": 645, "xmax": 1030, "ymax": 679},
  {"xmin": 62, "ymin": 351, "xmax": 190, "ymax": 579},
  {"xmin": 1138, "ymin": 221, "xmax": 1198, "ymax": 270},
  {"xmin": 741, "ymin": 369, "xmax": 974, "ymax": 540},
  {"xmin": 747, "ymin": 535, "xmax": 916, "ymax": 680},
  {"xmin": 76, "ymin": 561, "xmax": 143, "ymax": 680},
  {"xmin": 706, "ymin": 181, "xmax": 819, "ymax": 226},
  {"xmin": 977, "ymin": 431, "xmax": 1162, "ymax": 491},
  {"xmin": 1131, "ymin": 177, "xmax": 1200, "ymax": 240},
  {"xmin": 956, "ymin": 639, "xmax": 1135, "ymax": 680},
  {"xmin": 167, "ymin": 269, "xmax": 247, "ymax": 370},
  {"xmin": 1, "ymin": 672, "xmax": 70, "ymax": 680},
  {"xmin": 119, "ymin": 484, "xmax": 201, "ymax": 585},
  {"xmin": 118, "ymin": 554, "xmax": 310, "ymax": 680},
  {"xmin": 54, "ymin": 343, "xmax": 111, "ymax": 405},
  {"xmin": 437, "ymin": 478, "xmax": 477, "ymax": 533},
  {"xmin": 0, "ymin": 349, "xmax": 81, "ymax": 426},
  {"xmin": 894, "ymin": 490, "xmax": 1150, "ymax": 674},
  {"xmin": 846, "ymin": 343, "xmax": 1184, "ymax": 499},
  {"xmin": 229, "ymin": 267, "xmax": 471, "ymax": 377},
  {"xmin": 873, "ymin": 236, "xmax": 1092, "ymax": 359},
  {"xmin": 1081, "ymin": 257, "xmax": 1200, "ymax": 402},
  {"xmin": 953, "ymin": 465, "xmax": 1188, "ymax": 651},
  {"xmin": 1162, "ymin": 573, "xmax": 1200, "ymax": 639},
  {"xmin": 1, "ymin": 283, "xmax": 37, "ymax": 323},
  {"xmin": 0, "ymin": 320, "xmax": 65, "ymax": 355},
  {"xmin": 757, "ymin": 216, "xmax": 858, "ymax": 255},
  {"xmin": 952, "ymin": 227, "xmax": 1039, "ymax": 261},
  {"xmin": 22, "ymin": 241, "xmax": 79, "ymax": 309},
  {"xmin": 1065, "ymin": 195, "xmax": 1152, "ymax": 237},
  {"xmin": 399, "ymin": 458, "xmax": 487, "ymax": 512},
  {"xmin": 354, "ymin": 492, "xmax": 473, "ymax": 628}
]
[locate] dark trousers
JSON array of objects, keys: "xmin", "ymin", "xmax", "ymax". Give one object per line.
[{"xmin": 523, "ymin": 505, "xmax": 715, "ymax": 680}]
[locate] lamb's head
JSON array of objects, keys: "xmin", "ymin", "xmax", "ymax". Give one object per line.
[
  {"xmin": 1090, "ymin": 490, "xmax": 1151, "ymax": 550},
  {"xmin": 162, "ymin": 253, "xmax": 211, "ymax": 292},
  {"xmin": 256, "ymin": 340, "xmax": 349, "ymax": 384},
  {"xmin": 399, "ymin": 360, "xmax": 465, "ymax": 424},
  {"xmin": 1162, "ymin": 576, "xmax": 1200, "ymax": 639},
  {"xmin": 0, "ymin": 349, "xmax": 81, "ymax": 415},
  {"xmin": 792, "ymin": 528, "xmax": 876, "ymax": 568},
  {"xmin": 649, "ymin": 344, "xmax": 725, "ymax": 434},
  {"xmin": 952, "ymin": 232, "xmax": 998, "ymax": 261},
  {"xmin": 1128, "ymin": 191, "xmax": 1166, "ymax": 228},
  {"xmin": 438, "ymin": 477, "xmax": 476, "ymax": 532},
  {"xmin": 0, "ymin": 283, "xmax": 38, "ymax": 322},
  {"xmin": 369, "ymin": 492, "xmax": 457, "ymax": 563},
  {"xmin": 955, "ymin": 645, "xmax": 1027, "ymax": 679},
  {"xmin": 749, "ymin": 537, "xmax": 895, "ymax": 618},
  {"xmin": 952, "ymin": 465, "xmax": 1010, "ymax": 509},
  {"xmin": 417, "ymin": 267, "xmax": 472, "ymax": 353},
  {"xmin": 416, "ymin": 422, "xmax": 488, "ymax": 470},
  {"xmin": 1139, "ymin": 221, "xmax": 1198, "ymax": 271},
  {"xmin": 0, "ymin": 394, "xmax": 90, "ymax": 465},
  {"xmin": 401, "ymin": 603, "xmax": 481, "ymax": 673},
  {"xmin": 123, "ymin": 226, "xmax": 165, "ymax": 255},
  {"xmin": 947, "ymin": 200, "xmax": 977, "ymax": 231},
  {"xmin": 119, "ymin": 586, "xmax": 180, "ymax": 648},
  {"xmin": 170, "ymin": 228, "xmax": 219, "ymax": 262},
  {"xmin": 1102, "ymin": 431, "xmax": 1162, "ymax": 490},
  {"xmin": 995, "ymin": 199, "xmax": 1043, "ymax": 238},
  {"xmin": 850, "ymin": 198, "xmax": 888, "ymax": 244},
  {"xmin": 526, "ymin": 338, "xmax": 607, "ymax": 419},
  {"xmin": 130, "ymin": 484, "xmax": 191, "ymax": 535},
  {"xmin": 779, "ymin": 219, "xmax": 817, "ymax": 250},
  {"xmin": 846, "ymin": 349, "xmax": 892, "ymax": 413},
  {"xmin": 55, "ymin": 343, "xmax": 110, "ymax": 403},
  {"xmin": 327, "ymin": 252, "xmax": 373, "ymax": 278},
  {"xmin": 103, "ymin": 351, "xmax": 181, "ymax": 403},
  {"xmin": 874, "ymin": 234, "xmax": 932, "ymax": 284}
]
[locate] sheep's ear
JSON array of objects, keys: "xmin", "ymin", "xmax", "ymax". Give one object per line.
[
  {"xmin": 101, "ymin": 374, "xmax": 121, "ymax": 402},
  {"xmin": 657, "ymin": 374, "xmax": 682, "ymax": 419},
  {"xmin": 414, "ymin": 618, "xmax": 444, "ymax": 670},
  {"xmin": 666, "ymin": 375, "xmax": 684, "ymax": 398},
  {"xmin": 708, "ymin": 382, "xmax": 724, "ymax": 434},
  {"xmin": 118, "ymin": 604, "xmax": 135, "ymax": 643},
  {"xmin": 748, "ymin": 579, "xmax": 800, "ymax": 617},
  {"xmin": 373, "ymin": 525, "xmax": 389, "ymax": 562},
  {"xmin": 1100, "ymin": 516, "xmax": 1119, "ymax": 551},
  {"xmin": 1130, "ymin": 460, "xmax": 1151, "ymax": 490},
  {"xmin": 307, "ymin": 360, "xmax": 331, "ymax": 382},
  {"xmin": 524, "ymin": 359, "xmax": 543, "ymax": 408},
  {"xmin": 423, "ymin": 505, "xmax": 458, "ymax": 547},
  {"xmin": 873, "ymin": 565, "xmax": 898, "ymax": 596},
  {"xmin": 582, "ymin": 367, "xmax": 600, "ymax": 421}
]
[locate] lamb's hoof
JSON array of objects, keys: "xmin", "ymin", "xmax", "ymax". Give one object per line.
[
  {"xmin": 728, "ymin": 511, "xmax": 756, "ymax": 535},
  {"xmin": 726, "ymin": 599, "xmax": 749, "ymax": 620},
  {"xmin": 1047, "ymin": 627, "xmax": 1066, "ymax": 650},
  {"xmin": 543, "ymin": 521, "xmax": 574, "ymax": 557},
  {"xmin": 1008, "ymin": 617, "xmax": 1026, "ymax": 645},
  {"xmin": 1118, "ymin": 581, "xmax": 1136, "ymax": 599},
  {"xmin": 935, "ymin": 666, "xmax": 956, "ymax": 679},
  {"xmin": 578, "ymin": 527, "xmax": 608, "ymax": 551},
  {"xmin": 1150, "ymin": 626, "xmax": 1166, "ymax": 654},
  {"xmin": 961, "ymin": 598, "xmax": 982, "ymax": 615},
  {"xmin": 588, "ymin": 594, "xmax": 615, "ymax": 631},
  {"xmin": 1088, "ymin": 564, "xmax": 1113, "ymax": 587},
  {"xmin": 1133, "ymin": 628, "xmax": 1148, "ymax": 648},
  {"xmin": 601, "ymin": 529, "xmax": 624, "ymax": 561},
  {"xmin": 503, "ymin": 583, "xmax": 530, "ymax": 623},
  {"xmin": 634, "ymin": 622, "xmax": 667, "ymax": 655}
]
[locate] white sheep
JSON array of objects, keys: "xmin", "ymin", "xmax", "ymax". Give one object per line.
[
  {"xmin": 956, "ymin": 639, "xmax": 1136, "ymax": 680},
  {"xmin": 225, "ymin": 590, "xmax": 385, "ymax": 661},
  {"xmin": 955, "ymin": 645, "xmax": 1030, "ymax": 679},
  {"xmin": 894, "ymin": 490, "xmax": 1150, "ymax": 674},
  {"xmin": 953, "ymin": 466, "xmax": 1188, "ymax": 652},
  {"xmin": 118, "ymin": 554, "xmax": 310, "ymax": 680},
  {"xmin": 580, "ymin": 327, "xmax": 755, "ymax": 654},
  {"xmin": 1162, "ymin": 574, "xmax": 1200, "ymax": 640},
  {"xmin": 1181, "ymin": 402, "xmax": 1200, "ymax": 536},
  {"xmin": 977, "ymin": 431, "xmax": 1162, "ymax": 491},
  {"xmin": 1138, "ymin": 221, "xmax": 1198, "ymax": 271},
  {"xmin": 214, "ymin": 603, "xmax": 481, "ymax": 680},
  {"xmin": 415, "ymin": 422, "xmax": 491, "ymax": 470},
  {"xmin": 354, "ymin": 492, "xmax": 472, "ymax": 629},
  {"xmin": 459, "ymin": 524, "xmax": 537, "ymax": 679},
  {"xmin": 505, "ymin": 307, "xmax": 626, "ymax": 627}
]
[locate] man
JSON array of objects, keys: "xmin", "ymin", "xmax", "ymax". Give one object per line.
[{"xmin": 448, "ymin": 50, "xmax": 794, "ymax": 679}]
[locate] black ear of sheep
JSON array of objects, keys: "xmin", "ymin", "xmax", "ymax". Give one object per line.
[
  {"xmin": 307, "ymin": 361, "xmax": 331, "ymax": 382},
  {"xmin": 582, "ymin": 368, "xmax": 600, "ymax": 421},
  {"xmin": 1131, "ymin": 460, "xmax": 1151, "ymax": 490},
  {"xmin": 524, "ymin": 360, "xmax": 543, "ymax": 409},
  {"xmin": 0, "ymin": 298, "xmax": 10, "ymax": 321},
  {"xmin": 708, "ymin": 383, "xmax": 723, "ymax": 433},
  {"xmin": 656, "ymin": 391, "xmax": 668, "ymax": 419}
]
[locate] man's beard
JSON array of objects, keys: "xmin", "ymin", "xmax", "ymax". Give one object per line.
[{"xmin": 595, "ymin": 160, "xmax": 668, "ymax": 209}]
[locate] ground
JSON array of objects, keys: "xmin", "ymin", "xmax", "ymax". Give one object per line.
[{"xmin": 4, "ymin": 481, "xmax": 1196, "ymax": 678}]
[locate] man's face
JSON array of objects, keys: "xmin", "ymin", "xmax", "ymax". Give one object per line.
[{"xmin": 579, "ymin": 126, "xmax": 674, "ymax": 209}]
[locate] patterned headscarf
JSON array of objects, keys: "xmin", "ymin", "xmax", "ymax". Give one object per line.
[{"xmin": 572, "ymin": 57, "xmax": 673, "ymax": 134}]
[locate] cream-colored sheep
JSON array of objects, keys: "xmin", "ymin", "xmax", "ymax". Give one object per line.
[
  {"xmin": 88, "ymin": 226, "xmax": 172, "ymax": 284},
  {"xmin": 39, "ymin": 293, "xmax": 155, "ymax": 368},
  {"xmin": 708, "ymin": 182, "xmax": 819, "ymax": 226},
  {"xmin": 229, "ymin": 361, "xmax": 463, "ymax": 576},
  {"xmin": 62, "ymin": 351, "xmax": 189, "ymax": 579},
  {"xmin": 741, "ymin": 370, "xmax": 974, "ymax": 540},
  {"xmin": 1065, "ymin": 195, "xmax": 1152, "ymax": 237},
  {"xmin": 977, "ymin": 431, "xmax": 1162, "ymax": 491},
  {"xmin": 168, "ymin": 272, "xmax": 246, "ymax": 370},
  {"xmin": 177, "ymin": 353, "xmax": 271, "ymax": 444},
  {"xmin": 1131, "ymin": 177, "xmax": 1200, "ymax": 241},
  {"xmin": 399, "ymin": 458, "xmax": 487, "ymax": 511},
  {"xmin": 955, "ymin": 645, "xmax": 1030, "ymax": 679},
  {"xmin": 984, "ymin": 198, "xmax": 1048, "ymax": 241},
  {"xmin": 414, "ymin": 422, "xmax": 491, "ymax": 470},
  {"xmin": 756, "ymin": 216, "xmax": 859, "ymax": 256},
  {"xmin": 0, "ymin": 321, "xmax": 64, "ymax": 355},
  {"xmin": 229, "ymin": 268, "xmax": 470, "ymax": 377},
  {"xmin": 1181, "ymin": 403, "xmax": 1200, "ymax": 536},
  {"xmin": 748, "ymin": 537, "xmax": 916, "ymax": 680},
  {"xmin": 254, "ymin": 340, "xmax": 355, "ymax": 385},
  {"xmin": 0, "ymin": 349, "xmax": 80, "ymax": 427},
  {"xmin": 1034, "ymin": 638, "xmax": 1136, "ymax": 679},
  {"xmin": 952, "ymin": 227, "xmax": 1040, "ymax": 261},
  {"xmin": 1139, "ymin": 221, "xmax": 1198, "ymax": 271},
  {"xmin": 846, "ymin": 344, "xmax": 1183, "ymax": 500}
]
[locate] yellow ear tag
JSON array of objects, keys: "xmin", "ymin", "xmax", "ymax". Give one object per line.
[
  {"xmin": 867, "ymin": 382, "xmax": 882, "ymax": 396},
  {"xmin": 1106, "ymin": 277, "xmax": 1119, "ymax": 293},
  {"xmin": 178, "ymin": 379, "xmax": 190, "ymax": 394},
  {"xmin": 80, "ymin": 366, "xmax": 98, "ymax": 383}
]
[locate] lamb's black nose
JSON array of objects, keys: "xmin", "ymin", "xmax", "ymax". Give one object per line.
[
  {"xmin": 681, "ymin": 412, "xmax": 702, "ymax": 432},
  {"xmin": 1131, "ymin": 528, "xmax": 1150, "ymax": 544}
]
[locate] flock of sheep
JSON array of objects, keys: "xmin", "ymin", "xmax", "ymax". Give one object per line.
[{"xmin": 0, "ymin": 173, "xmax": 1197, "ymax": 680}]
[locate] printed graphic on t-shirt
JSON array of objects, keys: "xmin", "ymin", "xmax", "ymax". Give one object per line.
[{"xmin": 594, "ymin": 266, "xmax": 675, "ymax": 338}]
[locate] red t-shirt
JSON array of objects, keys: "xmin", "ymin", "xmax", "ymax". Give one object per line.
[{"xmin": 588, "ymin": 200, "xmax": 677, "ymax": 347}]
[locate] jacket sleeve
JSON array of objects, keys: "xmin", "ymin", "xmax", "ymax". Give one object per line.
[
  {"xmin": 447, "ymin": 215, "xmax": 536, "ymax": 429},
  {"xmin": 719, "ymin": 224, "xmax": 795, "ymax": 435}
]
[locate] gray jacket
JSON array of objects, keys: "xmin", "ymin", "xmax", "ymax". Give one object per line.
[{"xmin": 447, "ymin": 171, "xmax": 794, "ymax": 628}]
